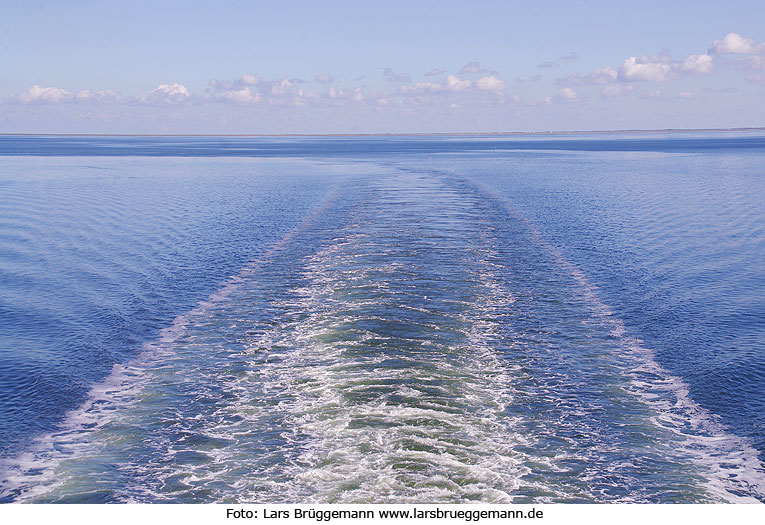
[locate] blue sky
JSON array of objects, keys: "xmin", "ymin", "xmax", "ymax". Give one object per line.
[{"xmin": 1, "ymin": 0, "xmax": 764, "ymax": 133}]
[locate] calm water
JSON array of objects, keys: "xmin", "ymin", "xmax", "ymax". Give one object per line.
[{"xmin": 0, "ymin": 133, "xmax": 763, "ymax": 502}]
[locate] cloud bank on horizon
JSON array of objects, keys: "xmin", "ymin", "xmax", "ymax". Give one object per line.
[{"xmin": 2, "ymin": 28, "xmax": 765, "ymax": 134}]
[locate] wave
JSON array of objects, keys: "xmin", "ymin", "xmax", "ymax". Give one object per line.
[{"xmin": 2, "ymin": 168, "xmax": 762, "ymax": 503}]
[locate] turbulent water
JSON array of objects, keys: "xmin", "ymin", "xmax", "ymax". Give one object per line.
[{"xmin": 0, "ymin": 134, "xmax": 763, "ymax": 503}]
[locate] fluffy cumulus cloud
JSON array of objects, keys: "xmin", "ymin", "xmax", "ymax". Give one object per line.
[
  {"xmin": 239, "ymin": 74, "xmax": 261, "ymax": 86},
  {"xmin": 556, "ymin": 33, "xmax": 759, "ymax": 89},
  {"xmin": 269, "ymin": 78, "xmax": 293, "ymax": 95},
  {"xmin": 617, "ymin": 52, "xmax": 713, "ymax": 82},
  {"xmin": 401, "ymin": 75, "xmax": 468, "ymax": 94},
  {"xmin": 206, "ymin": 73, "xmax": 357, "ymax": 107},
  {"xmin": 680, "ymin": 53, "xmax": 713, "ymax": 74},
  {"xmin": 709, "ymin": 32, "xmax": 765, "ymax": 72},
  {"xmin": 747, "ymin": 56, "xmax": 765, "ymax": 71},
  {"xmin": 74, "ymin": 89, "xmax": 121, "ymax": 103},
  {"xmin": 588, "ymin": 67, "xmax": 618, "ymax": 84},
  {"xmin": 399, "ymin": 81, "xmax": 440, "ymax": 94},
  {"xmin": 9, "ymin": 82, "xmax": 192, "ymax": 106},
  {"xmin": 6, "ymin": 30, "xmax": 764, "ymax": 133},
  {"xmin": 325, "ymin": 86, "xmax": 363, "ymax": 103},
  {"xmin": 207, "ymin": 74, "xmax": 264, "ymax": 102},
  {"xmin": 600, "ymin": 32, "xmax": 765, "ymax": 86},
  {"xmin": 618, "ymin": 56, "xmax": 673, "ymax": 82},
  {"xmin": 476, "ymin": 75, "xmax": 505, "ymax": 93},
  {"xmin": 221, "ymin": 87, "xmax": 259, "ymax": 103},
  {"xmin": 141, "ymin": 83, "xmax": 190, "ymax": 103},
  {"xmin": 399, "ymin": 73, "xmax": 491, "ymax": 96},
  {"xmin": 445, "ymin": 75, "xmax": 472, "ymax": 91},
  {"xmin": 556, "ymin": 87, "xmax": 578, "ymax": 101},
  {"xmin": 15, "ymin": 85, "xmax": 72, "ymax": 103},
  {"xmin": 711, "ymin": 32, "xmax": 759, "ymax": 54}
]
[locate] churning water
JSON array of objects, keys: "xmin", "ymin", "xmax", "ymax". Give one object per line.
[{"xmin": 0, "ymin": 133, "xmax": 763, "ymax": 502}]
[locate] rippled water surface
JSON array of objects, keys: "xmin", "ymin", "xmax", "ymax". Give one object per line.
[{"xmin": 0, "ymin": 133, "xmax": 763, "ymax": 502}]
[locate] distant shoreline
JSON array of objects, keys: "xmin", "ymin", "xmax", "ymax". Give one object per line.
[{"xmin": 0, "ymin": 127, "xmax": 763, "ymax": 138}]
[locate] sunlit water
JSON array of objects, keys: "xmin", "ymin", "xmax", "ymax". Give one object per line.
[{"xmin": 0, "ymin": 134, "xmax": 763, "ymax": 502}]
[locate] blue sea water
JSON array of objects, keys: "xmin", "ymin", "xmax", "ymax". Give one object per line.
[{"xmin": 0, "ymin": 133, "xmax": 763, "ymax": 502}]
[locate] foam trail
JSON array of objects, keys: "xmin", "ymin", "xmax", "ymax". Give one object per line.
[
  {"xmin": 2, "ymin": 168, "xmax": 763, "ymax": 503},
  {"xmin": 0, "ymin": 171, "xmax": 544, "ymax": 502},
  {"xmin": 0, "ymin": 188, "xmax": 343, "ymax": 502},
  {"xmin": 243, "ymin": 172, "xmax": 539, "ymax": 502},
  {"xmin": 465, "ymin": 176, "xmax": 765, "ymax": 502}
]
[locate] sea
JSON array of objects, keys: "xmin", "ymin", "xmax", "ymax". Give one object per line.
[{"xmin": 0, "ymin": 133, "xmax": 763, "ymax": 503}]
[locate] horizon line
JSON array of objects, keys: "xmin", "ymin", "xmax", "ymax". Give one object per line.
[{"xmin": 1, "ymin": 127, "xmax": 764, "ymax": 138}]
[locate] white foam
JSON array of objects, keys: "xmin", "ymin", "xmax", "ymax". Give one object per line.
[
  {"xmin": 472, "ymin": 179, "xmax": 765, "ymax": 502},
  {"xmin": 0, "ymin": 189, "xmax": 342, "ymax": 502}
]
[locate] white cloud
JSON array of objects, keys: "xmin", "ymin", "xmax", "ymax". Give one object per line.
[
  {"xmin": 707, "ymin": 33, "xmax": 765, "ymax": 72},
  {"xmin": 400, "ymin": 82, "xmax": 441, "ymax": 94},
  {"xmin": 239, "ymin": 74, "xmax": 260, "ymax": 86},
  {"xmin": 587, "ymin": 67, "xmax": 618, "ymax": 84},
  {"xmin": 16, "ymin": 85, "xmax": 72, "ymax": 103},
  {"xmin": 142, "ymin": 83, "xmax": 190, "ymax": 103},
  {"xmin": 399, "ymin": 74, "xmax": 485, "ymax": 95},
  {"xmin": 315, "ymin": 85, "xmax": 367, "ymax": 106},
  {"xmin": 206, "ymin": 76, "xmax": 264, "ymax": 103},
  {"xmin": 556, "ymin": 87, "xmax": 578, "ymax": 101},
  {"xmin": 207, "ymin": 75, "xmax": 260, "ymax": 94},
  {"xmin": 74, "ymin": 89, "xmax": 121, "ymax": 103},
  {"xmin": 315, "ymin": 74, "xmax": 334, "ymax": 84},
  {"xmin": 680, "ymin": 54, "xmax": 713, "ymax": 74},
  {"xmin": 711, "ymin": 32, "xmax": 757, "ymax": 54},
  {"xmin": 575, "ymin": 47, "xmax": 715, "ymax": 87},
  {"xmin": 270, "ymin": 79, "xmax": 293, "ymax": 95},
  {"xmin": 476, "ymin": 75, "xmax": 505, "ymax": 93},
  {"xmin": 221, "ymin": 87, "xmax": 259, "ymax": 103},
  {"xmin": 445, "ymin": 75, "xmax": 471, "ymax": 91},
  {"xmin": 207, "ymin": 79, "xmax": 231, "ymax": 91},
  {"xmin": 747, "ymin": 55, "xmax": 765, "ymax": 70},
  {"xmin": 424, "ymin": 68, "xmax": 445, "ymax": 77},
  {"xmin": 679, "ymin": 91, "xmax": 693, "ymax": 98},
  {"xmin": 619, "ymin": 56, "xmax": 673, "ymax": 82}
]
